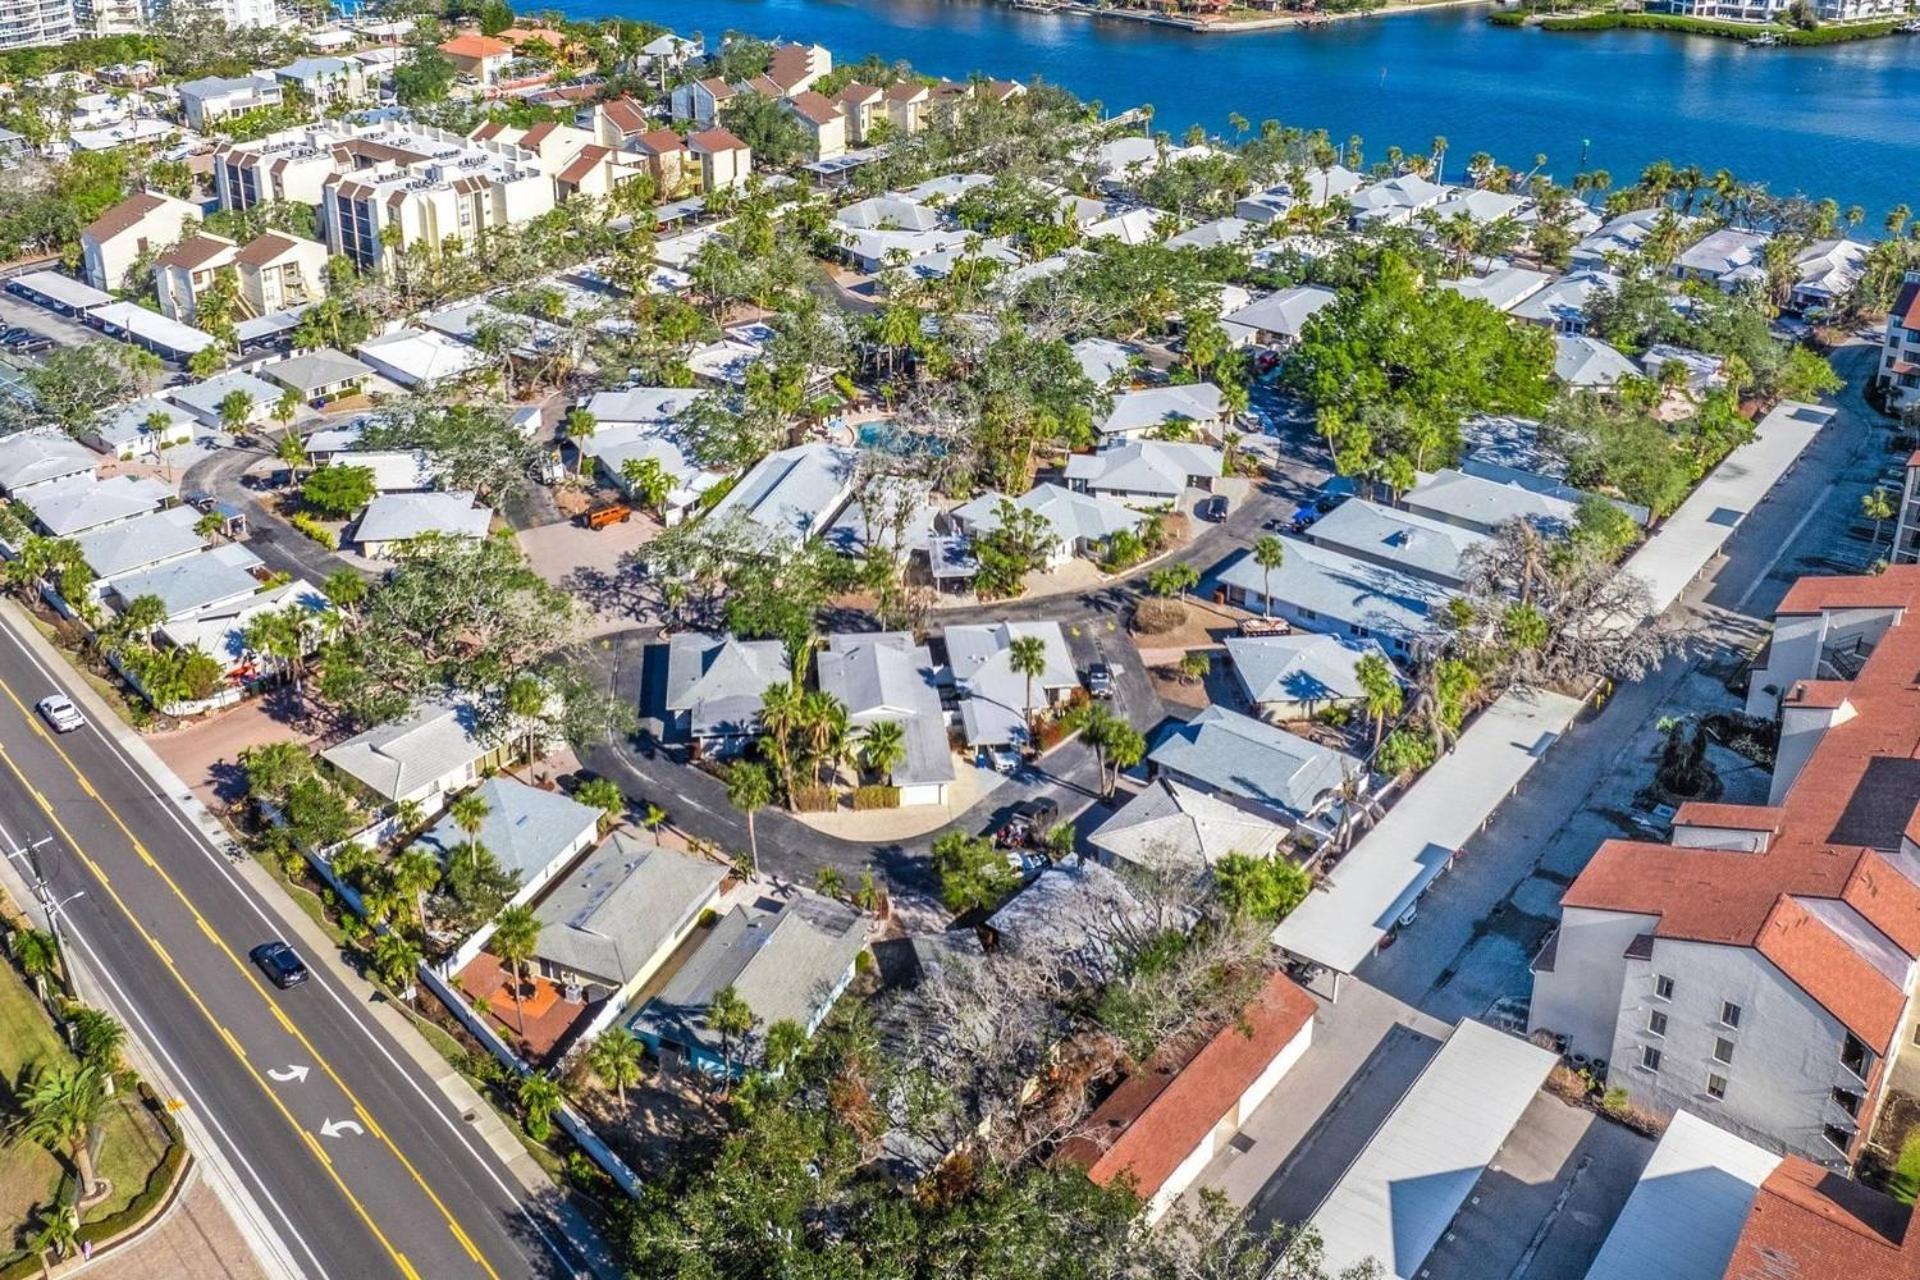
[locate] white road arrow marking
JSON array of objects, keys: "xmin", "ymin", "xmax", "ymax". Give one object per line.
[
  {"xmin": 319, "ymin": 1118, "xmax": 364, "ymax": 1139},
  {"xmin": 267, "ymin": 1064, "xmax": 310, "ymax": 1084}
]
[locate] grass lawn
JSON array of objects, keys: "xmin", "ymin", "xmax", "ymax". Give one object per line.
[{"xmin": 1890, "ymin": 1129, "xmax": 1920, "ymax": 1205}]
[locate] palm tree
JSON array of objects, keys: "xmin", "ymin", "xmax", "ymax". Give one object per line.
[
  {"xmin": 1252, "ymin": 535, "xmax": 1286, "ymax": 616},
  {"xmin": 390, "ymin": 798, "xmax": 426, "ymax": 840},
  {"xmin": 449, "ymin": 792, "xmax": 490, "ymax": 845},
  {"xmin": 30, "ymin": 1201, "xmax": 78, "ymax": 1278},
  {"xmin": 1863, "ymin": 487, "xmax": 1896, "ymax": 549},
  {"xmin": 321, "ymin": 567, "xmax": 366, "ymax": 621},
  {"xmin": 857, "ymin": 719, "xmax": 906, "ymax": 785},
  {"xmin": 756, "ymin": 681, "xmax": 804, "ymax": 806},
  {"xmin": 641, "ymin": 802, "xmax": 667, "ymax": 846},
  {"xmin": 490, "ymin": 905, "xmax": 541, "ymax": 1038},
  {"xmin": 565, "ymin": 407, "xmax": 597, "ymax": 477},
  {"xmin": 371, "ymin": 931, "xmax": 422, "ymax": 1000},
  {"xmin": 706, "ymin": 984, "xmax": 754, "ymax": 1083},
  {"xmin": 587, "ymin": 1028, "xmax": 644, "ymax": 1113},
  {"xmin": 725, "ymin": 760, "xmax": 772, "ymax": 874},
  {"xmin": 11, "ymin": 1063, "xmax": 109, "ymax": 1201},
  {"xmin": 13, "ymin": 928, "xmax": 59, "ymax": 989},
  {"xmin": 65, "ymin": 1006, "xmax": 125, "ymax": 1073},
  {"xmin": 1008, "ymin": 634, "xmax": 1048, "ymax": 748},
  {"xmin": 277, "ymin": 429, "xmax": 307, "ymax": 475},
  {"xmin": 575, "ymin": 777, "xmax": 626, "ymax": 834},
  {"xmin": 273, "ymin": 387, "xmax": 302, "ymax": 440},
  {"xmin": 1355, "ymin": 652, "xmax": 1403, "ymax": 750},
  {"xmin": 391, "ymin": 845, "xmax": 442, "ymax": 931},
  {"xmin": 517, "ymin": 1073, "xmax": 562, "ymax": 1142}
]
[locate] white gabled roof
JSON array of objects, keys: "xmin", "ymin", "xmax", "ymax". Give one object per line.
[
  {"xmin": 1063, "ymin": 440, "xmax": 1222, "ymax": 499},
  {"xmin": 1309, "ymin": 1020, "xmax": 1557, "ymax": 1280},
  {"xmin": 1089, "ymin": 776, "xmax": 1287, "ymax": 870},
  {"xmin": 1553, "ymin": 333, "xmax": 1639, "ymax": 388},
  {"xmin": 0, "ymin": 431, "xmax": 96, "ymax": 494},
  {"xmin": 1224, "ymin": 285, "xmax": 1337, "ymax": 342},
  {"xmin": 1097, "ymin": 383, "xmax": 1224, "ymax": 438},
  {"xmin": 354, "ymin": 491, "xmax": 491, "ymax": 545}
]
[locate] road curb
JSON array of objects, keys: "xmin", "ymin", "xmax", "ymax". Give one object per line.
[{"xmin": 0, "ymin": 599, "xmax": 613, "ymax": 1276}]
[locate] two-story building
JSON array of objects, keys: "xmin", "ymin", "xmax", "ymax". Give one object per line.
[
  {"xmin": 1530, "ymin": 566, "xmax": 1920, "ymax": 1170},
  {"xmin": 1878, "ymin": 272, "xmax": 1920, "ymax": 410}
]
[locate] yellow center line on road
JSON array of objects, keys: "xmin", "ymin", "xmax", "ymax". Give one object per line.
[
  {"xmin": 0, "ymin": 671, "xmax": 512, "ymax": 1280},
  {"xmin": 0, "ymin": 738, "xmax": 420, "ymax": 1280},
  {"xmin": 0, "ymin": 678, "xmax": 513, "ymax": 1280}
]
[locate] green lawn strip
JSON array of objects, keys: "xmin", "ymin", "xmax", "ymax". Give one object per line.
[
  {"xmin": 0, "ymin": 965, "xmax": 66, "ymax": 1082},
  {"xmin": 1890, "ymin": 1129, "xmax": 1920, "ymax": 1205}
]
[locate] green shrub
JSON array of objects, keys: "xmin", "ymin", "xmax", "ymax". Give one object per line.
[
  {"xmin": 1487, "ymin": 7, "xmax": 1526, "ymax": 24},
  {"xmin": 290, "ymin": 512, "xmax": 337, "ymax": 549},
  {"xmin": 851, "ymin": 785, "xmax": 900, "ymax": 811}
]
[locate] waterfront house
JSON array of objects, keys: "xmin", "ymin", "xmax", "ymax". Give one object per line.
[
  {"xmin": 1347, "ymin": 174, "xmax": 1450, "ymax": 228},
  {"xmin": 1790, "ymin": 238, "xmax": 1871, "ymax": 314},
  {"xmin": 1673, "ymin": 227, "xmax": 1770, "ymax": 290}
]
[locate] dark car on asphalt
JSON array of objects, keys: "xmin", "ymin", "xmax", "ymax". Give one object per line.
[
  {"xmin": 250, "ymin": 941, "xmax": 310, "ymax": 989},
  {"xmin": 1, "ymin": 327, "xmax": 52, "ymax": 355},
  {"xmin": 1198, "ymin": 494, "xmax": 1230, "ymax": 522},
  {"xmin": 996, "ymin": 797, "xmax": 1062, "ymax": 848}
]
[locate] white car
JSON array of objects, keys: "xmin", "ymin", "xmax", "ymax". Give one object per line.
[{"xmin": 36, "ymin": 694, "xmax": 83, "ymax": 734}]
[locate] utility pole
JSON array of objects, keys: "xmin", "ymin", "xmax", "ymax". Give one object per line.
[{"xmin": 4, "ymin": 832, "xmax": 80, "ymax": 953}]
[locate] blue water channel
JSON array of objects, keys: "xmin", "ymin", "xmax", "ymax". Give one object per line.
[{"xmin": 557, "ymin": 0, "xmax": 1920, "ymax": 219}]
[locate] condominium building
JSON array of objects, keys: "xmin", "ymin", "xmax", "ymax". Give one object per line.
[
  {"xmin": 0, "ymin": 0, "xmax": 76, "ymax": 52},
  {"xmin": 320, "ymin": 122, "xmax": 554, "ymax": 275},
  {"xmin": 1880, "ymin": 271, "xmax": 1920, "ymax": 411},
  {"xmin": 1530, "ymin": 566, "xmax": 1920, "ymax": 1170},
  {"xmin": 214, "ymin": 126, "xmax": 348, "ymax": 210}
]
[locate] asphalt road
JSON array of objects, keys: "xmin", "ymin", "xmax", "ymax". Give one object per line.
[
  {"xmin": 181, "ymin": 446, "xmax": 367, "ymax": 587},
  {"xmin": 0, "ymin": 612, "xmax": 588, "ymax": 1280}
]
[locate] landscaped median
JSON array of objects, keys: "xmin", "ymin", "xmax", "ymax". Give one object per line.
[{"xmin": 0, "ymin": 900, "xmax": 188, "ymax": 1278}]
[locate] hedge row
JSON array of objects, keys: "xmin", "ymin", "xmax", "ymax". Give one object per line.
[
  {"xmin": 790, "ymin": 785, "xmax": 836, "ymax": 813},
  {"xmin": 851, "ymin": 785, "xmax": 900, "ymax": 811},
  {"xmin": 1533, "ymin": 10, "xmax": 1900, "ymax": 41},
  {"xmin": 290, "ymin": 511, "xmax": 337, "ymax": 549}
]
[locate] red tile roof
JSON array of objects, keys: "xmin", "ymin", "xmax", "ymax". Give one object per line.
[
  {"xmin": 519, "ymin": 121, "xmax": 560, "ymax": 148},
  {"xmin": 686, "ymin": 127, "xmax": 746, "ymax": 154},
  {"xmin": 600, "ymin": 98, "xmax": 648, "ymax": 136},
  {"xmin": 1786, "ymin": 679, "xmax": 1855, "ymax": 711},
  {"xmin": 439, "ymin": 33, "xmax": 511, "ymax": 60},
  {"xmin": 630, "ymin": 128, "xmax": 684, "ymax": 156},
  {"xmin": 767, "ymin": 43, "xmax": 816, "ymax": 90},
  {"xmin": 1059, "ymin": 971, "xmax": 1315, "ymax": 1199},
  {"xmin": 1559, "ymin": 568, "xmax": 1920, "ymax": 1052},
  {"xmin": 786, "ymin": 90, "xmax": 842, "ymax": 127},
  {"xmin": 82, "ymin": 191, "xmax": 170, "ymax": 244},
  {"xmin": 1893, "ymin": 277, "xmax": 1920, "ymax": 332},
  {"xmin": 556, "ymin": 144, "xmax": 610, "ymax": 187},
  {"xmin": 1672, "ymin": 802, "xmax": 1786, "ymax": 833},
  {"xmin": 1724, "ymin": 1157, "xmax": 1920, "ymax": 1279},
  {"xmin": 156, "ymin": 233, "xmax": 235, "ymax": 271}
]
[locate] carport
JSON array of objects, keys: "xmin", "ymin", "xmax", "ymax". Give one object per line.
[
  {"xmin": 1273, "ymin": 686, "xmax": 1584, "ymax": 998},
  {"xmin": 8, "ymin": 269, "xmax": 111, "ymax": 316}
]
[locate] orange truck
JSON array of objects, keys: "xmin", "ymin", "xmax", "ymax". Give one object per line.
[{"xmin": 582, "ymin": 503, "xmax": 633, "ymax": 530}]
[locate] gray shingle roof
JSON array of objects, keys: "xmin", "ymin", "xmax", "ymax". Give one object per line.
[
  {"xmin": 321, "ymin": 699, "xmax": 489, "ymax": 803},
  {"xmin": 413, "ymin": 775, "xmax": 599, "ymax": 888},
  {"xmin": 704, "ymin": 443, "xmax": 857, "ymax": 549},
  {"xmin": 817, "ymin": 632, "xmax": 955, "ymax": 789},
  {"xmin": 0, "ymin": 431, "xmax": 95, "ymax": 495},
  {"xmin": 944, "ymin": 620, "xmax": 1077, "ymax": 748},
  {"xmin": 1217, "ymin": 538, "xmax": 1445, "ymax": 643},
  {"xmin": 1149, "ymin": 704, "xmax": 1358, "ymax": 820},
  {"xmin": 1305, "ymin": 499, "xmax": 1488, "ymax": 587},
  {"xmin": 19, "ymin": 474, "xmax": 168, "ymax": 537},
  {"xmin": 1097, "ymin": 384, "xmax": 1225, "ymax": 439},
  {"xmin": 1225, "ymin": 632, "xmax": 1393, "ymax": 709},
  {"xmin": 1510, "ymin": 270, "xmax": 1618, "ymax": 328},
  {"xmin": 1402, "ymin": 467, "xmax": 1580, "ymax": 537},
  {"xmin": 1223, "ymin": 286, "xmax": 1337, "ymax": 342},
  {"xmin": 633, "ymin": 892, "xmax": 865, "ymax": 1060},
  {"xmin": 105, "ymin": 541, "xmax": 263, "ymax": 620},
  {"xmin": 167, "ymin": 370, "xmax": 282, "ymax": 422},
  {"xmin": 1089, "ymin": 777, "xmax": 1288, "ymax": 871},
  {"xmin": 663, "ymin": 633, "xmax": 790, "ymax": 740},
  {"xmin": 75, "ymin": 505, "xmax": 206, "ymax": 579},
  {"xmin": 1062, "ymin": 441, "xmax": 1222, "ymax": 500},
  {"xmin": 953, "ymin": 483, "xmax": 1143, "ymax": 550},
  {"xmin": 1553, "ymin": 334, "xmax": 1639, "ymax": 388},
  {"xmin": 264, "ymin": 348, "xmax": 374, "ymax": 394},
  {"xmin": 354, "ymin": 491, "xmax": 491, "ymax": 546},
  {"xmin": 532, "ymin": 833, "xmax": 726, "ymax": 986}
]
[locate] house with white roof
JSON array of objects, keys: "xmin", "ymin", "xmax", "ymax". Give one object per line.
[
  {"xmin": 1234, "ymin": 165, "xmax": 1366, "ymax": 224},
  {"xmin": 1425, "ymin": 187, "xmax": 1531, "ymax": 227},
  {"xmin": 356, "ymin": 328, "xmax": 488, "ymax": 387},
  {"xmin": 262, "ymin": 349, "xmax": 376, "ymax": 406},
  {"xmin": 1347, "ymin": 174, "xmax": 1450, "ymax": 227},
  {"xmin": 75, "ymin": 505, "xmax": 206, "ymax": 582},
  {"xmin": 157, "ymin": 576, "xmax": 330, "ymax": 674},
  {"xmin": 1089, "ymin": 776, "xmax": 1288, "ymax": 875},
  {"xmin": 1165, "ymin": 216, "xmax": 1257, "ymax": 251},
  {"xmin": 704, "ymin": 443, "xmax": 857, "ymax": 552},
  {"xmin": 1642, "ymin": 342, "xmax": 1728, "ymax": 394},
  {"xmin": 86, "ymin": 397, "xmax": 196, "ymax": 460},
  {"xmin": 949, "ymin": 483, "xmax": 1145, "ymax": 568},
  {"xmin": 353, "ymin": 492, "xmax": 492, "ymax": 558},
  {"xmin": 1069, "ymin": 337, "xmax": 1137, "ymax": 389},
  {"xmin": 103, "ymin": 542, "xmax": 265, "ymax": 623},
  {"xmin": 1097, "ymin": 383, "xmax": 1226, "ymax": 442},
  {"xmin": 662, "ymin": 632, "xmax": 791, "ymax": 756},
  {"xmin": 1225, "ymin": 632, "xmax": 1397, "ymax": 723},
  {"xmin": 1510, "ymin": 269, "xmax": 1619, "ymax": 334},
  {"xmin": 413, "ymin": 774, "xmax": 600, "ymax": 915},
  {"xmin": 321, "ymin": 699, "xmax": 504, "ymax": 810},
  {"xmin": 18, "ymin": 475, "xmax": 169, "ymax": 538},
  {"xmin": 1400, "ymin": 466, "xmax": 1581, "ymax": 538},
  {"xmin": 943, "ymin": 620, "xmax": 1078, "ymax": 750},
  {"xmin": 178, "ymin": 75, "xmax": 282, "ymax": 130},
  {"xmin": 0, "ymin": 431, "xmax": 97, "ymax": 496},
  {"xmin": 1572, "ymin": 207, "xmax": 1695, "ymax": 269},
  {"xmin": 1063, "ymin": 440, "xmax": 1222, "ymax": 508},
  {"xmin": 1150, "ymin": 704, "xmax": 1361, "ymax": 825},
  {"xmin": 1084, "ymin": 206, "xmax": 1170, "ymax": 246},
  {"xmin": 1087, "ymin": 134, "xmax": 1161, "ymax": 187},
  {"xmin": 1788, "ymin": 238, "xmax": 1870, "ymax": 314},
  {"xmin": 1673, "ymin": 227, "xmax": 1770, "ymax": 291},
  {"xmin": 1440, "ymin": 266, "xmax": 1551, "ymax": 314},
  {"xmin": 1304, "ymin": 498, "xmax": 1488, "ymax": 588},
  {"xmin": 817, "ymin": 632, "xmax": 956, "ymax": 807},
  {"xmin": 1223, "ymin": 285, "xmax": 1337, "ymax": 348},
  {"xmin": 1554, "ymin": 333, "xmax": 1640, "ymax": 389},
  {"xmin": 1216, "ymin": 538, "xmax": 1445, "ymax": 661},
  {"xmin": 169, "ymin": 370, "xmax": 283, "ymax": 428}
]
